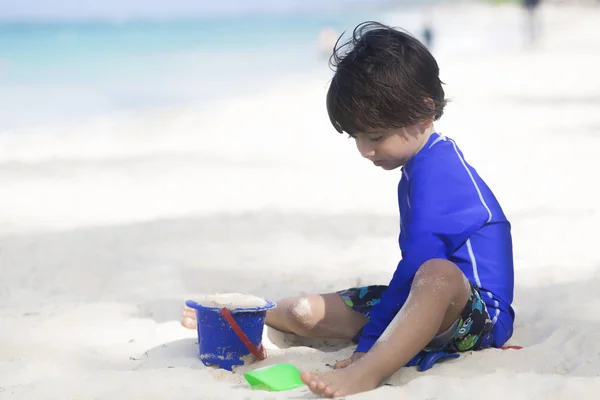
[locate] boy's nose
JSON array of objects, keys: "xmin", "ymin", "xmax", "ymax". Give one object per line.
[{"xmin": 356, "ymin": 139, "xmax": 376, "ymax": 159}]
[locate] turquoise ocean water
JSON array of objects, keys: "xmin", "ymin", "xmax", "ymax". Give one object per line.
[{"xmin": 0, "ymin": 10, "xmax": 389, "ymax": 132}]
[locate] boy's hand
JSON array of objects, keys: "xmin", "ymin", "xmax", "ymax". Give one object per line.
[{"xmin": 333, "ymin": 352, "xmax": 366, "ymax": 369}]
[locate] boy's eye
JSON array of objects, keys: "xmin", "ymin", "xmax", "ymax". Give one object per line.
[{"xmin": 368, "ymin": 136, "xmax": 383, "ymax": 142}]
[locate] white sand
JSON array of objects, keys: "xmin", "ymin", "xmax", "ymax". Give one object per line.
[{"xmin": 2, "ymin": 3, "xmax": 600, "ymax": 399}]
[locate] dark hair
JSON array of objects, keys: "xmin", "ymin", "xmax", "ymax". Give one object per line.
[{"xmin": 326, "ymin": 21, "xmax": 447, "ymax": 136}]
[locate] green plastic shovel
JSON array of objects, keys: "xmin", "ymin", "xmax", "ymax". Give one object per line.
[{"xmin": 243, "ymin": 363, "xmax": 305, "ymax": 392}]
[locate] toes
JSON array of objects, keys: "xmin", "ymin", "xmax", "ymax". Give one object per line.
[
  {"xmin": 181, "ymin": 317, "xmax": 196, "ymax": 329},
  {"xmin": 323, "ymin": 385, "xmax": 336, "ymax": 398},
  {"xmin": 182, "ymin": 306, "xmax": 197, "ymax": 326},
  {"xmin": 301, "ymin": 372, "xmax": 329, "ymax": 395},
  {"xmin": 300, "ymin": 371, "xmax": 312, "ymax": 386},
  {"xmin": 182, "ymin": 308, "xmax": 195, "ymax": 317},
  {"xmin": 301, "ymin": 371, "xmax": 347, "ymax": 398},
  {"xmin": 317, "ymin": 381, "xmax": 328, "ymax": 392}
]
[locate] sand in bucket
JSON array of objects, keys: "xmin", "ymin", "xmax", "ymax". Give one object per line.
[{"xmin": 186, "ymin": 293, "xmax": 276, "ymax": 371}]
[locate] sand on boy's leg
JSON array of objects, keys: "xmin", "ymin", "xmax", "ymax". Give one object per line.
[{"xmin": 300, "ymin": 258, "xmax": 471, "ymax": 398}]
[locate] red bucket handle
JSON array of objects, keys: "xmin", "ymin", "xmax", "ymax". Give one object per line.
[{"xmin": 220, "ymin": 307, "xmax": 267, "ymax": 361}]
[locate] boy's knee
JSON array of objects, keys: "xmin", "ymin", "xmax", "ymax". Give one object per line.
[
  {"xmin": 287, "ymin": 296, "xmax": 321, "ymax": 329},
  {"xmin": 413, "ymin": 258, "xmax": 468, "ymax": 290}
]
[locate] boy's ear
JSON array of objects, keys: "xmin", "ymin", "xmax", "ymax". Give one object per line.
[
  {"xmin": 418, "ymin": 115, "xmax": 434, "ymax": 129},
  {"xmin": 421, "ymin": 98, "xmax": 436, "ymax": 128}
]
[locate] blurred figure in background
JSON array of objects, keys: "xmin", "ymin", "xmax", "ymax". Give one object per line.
[
  {"xmin": 523, "ymin": 0, "xmax": 541, "ymax": 45},
  {"xmin": 319, "ymin": 27, "xmax": 340, "ymax": 59},
  {"xmin": 421, "ymin": 10, "xmax": 434, "ymax": 49},
  {"xmin": 422, "ymin": 24, "xmax": 434, "ymax": 49}
]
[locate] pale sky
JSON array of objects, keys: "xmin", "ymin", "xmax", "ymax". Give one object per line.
[{"xmin": 0, "ymin": 0, "xmax": 380, "ymax": 21}]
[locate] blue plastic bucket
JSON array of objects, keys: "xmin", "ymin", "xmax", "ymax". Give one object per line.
[{"xmin": 185, "ymin": 298, "xmax": 276, "ymax": 371}]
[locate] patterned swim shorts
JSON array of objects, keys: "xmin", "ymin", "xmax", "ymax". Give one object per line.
[{"xmin": 337, "ymin": 282, "xmax": 495, "ymax": 352}]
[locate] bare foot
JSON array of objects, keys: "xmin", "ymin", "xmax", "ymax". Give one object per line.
[
  {"xmin": 300, "ymin": 366, "xmax": 380, "ymax": 398},
  {"xmin": 181, "ymin": 305, "xmax": 197, "ymax": 329}
]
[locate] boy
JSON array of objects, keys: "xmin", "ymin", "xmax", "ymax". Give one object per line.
[{"xmin": 182, "ymin": 21, "xmax": 515, "ymax": 398}]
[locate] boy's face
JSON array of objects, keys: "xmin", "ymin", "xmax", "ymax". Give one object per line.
[{"xmin": 353, "ymin": 122, "xmax": 433, "ymax": 170}]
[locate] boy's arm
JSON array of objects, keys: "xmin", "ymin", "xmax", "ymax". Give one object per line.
[
  {"xmin": 354, "ymin": 233, "xmax": 446, "ymax": 353},
  {"xmin": 355, "ymin": 152, "xmax": 491, "ymax": 354}
]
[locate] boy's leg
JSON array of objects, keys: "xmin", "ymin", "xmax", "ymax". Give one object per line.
[
  {"xmin": 182, "ymin": 292, "xmax": 368, "ymax": 340},
  {"xmin": 301, "ymin": 258, "xmax": 475, "ymax": 398},
  {"xmin": 265, "ymin": 293, "xmax": 367, "ymax": 339}
]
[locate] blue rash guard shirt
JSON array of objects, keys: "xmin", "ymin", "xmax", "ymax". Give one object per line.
[{"xmin": 355, "ymin": 132, "xmax": 515, "ymax": 354}]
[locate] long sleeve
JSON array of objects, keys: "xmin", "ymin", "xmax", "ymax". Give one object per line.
[{"xmin": 354, "ymin": 149, "xmax": 491, "ymax": 354}]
